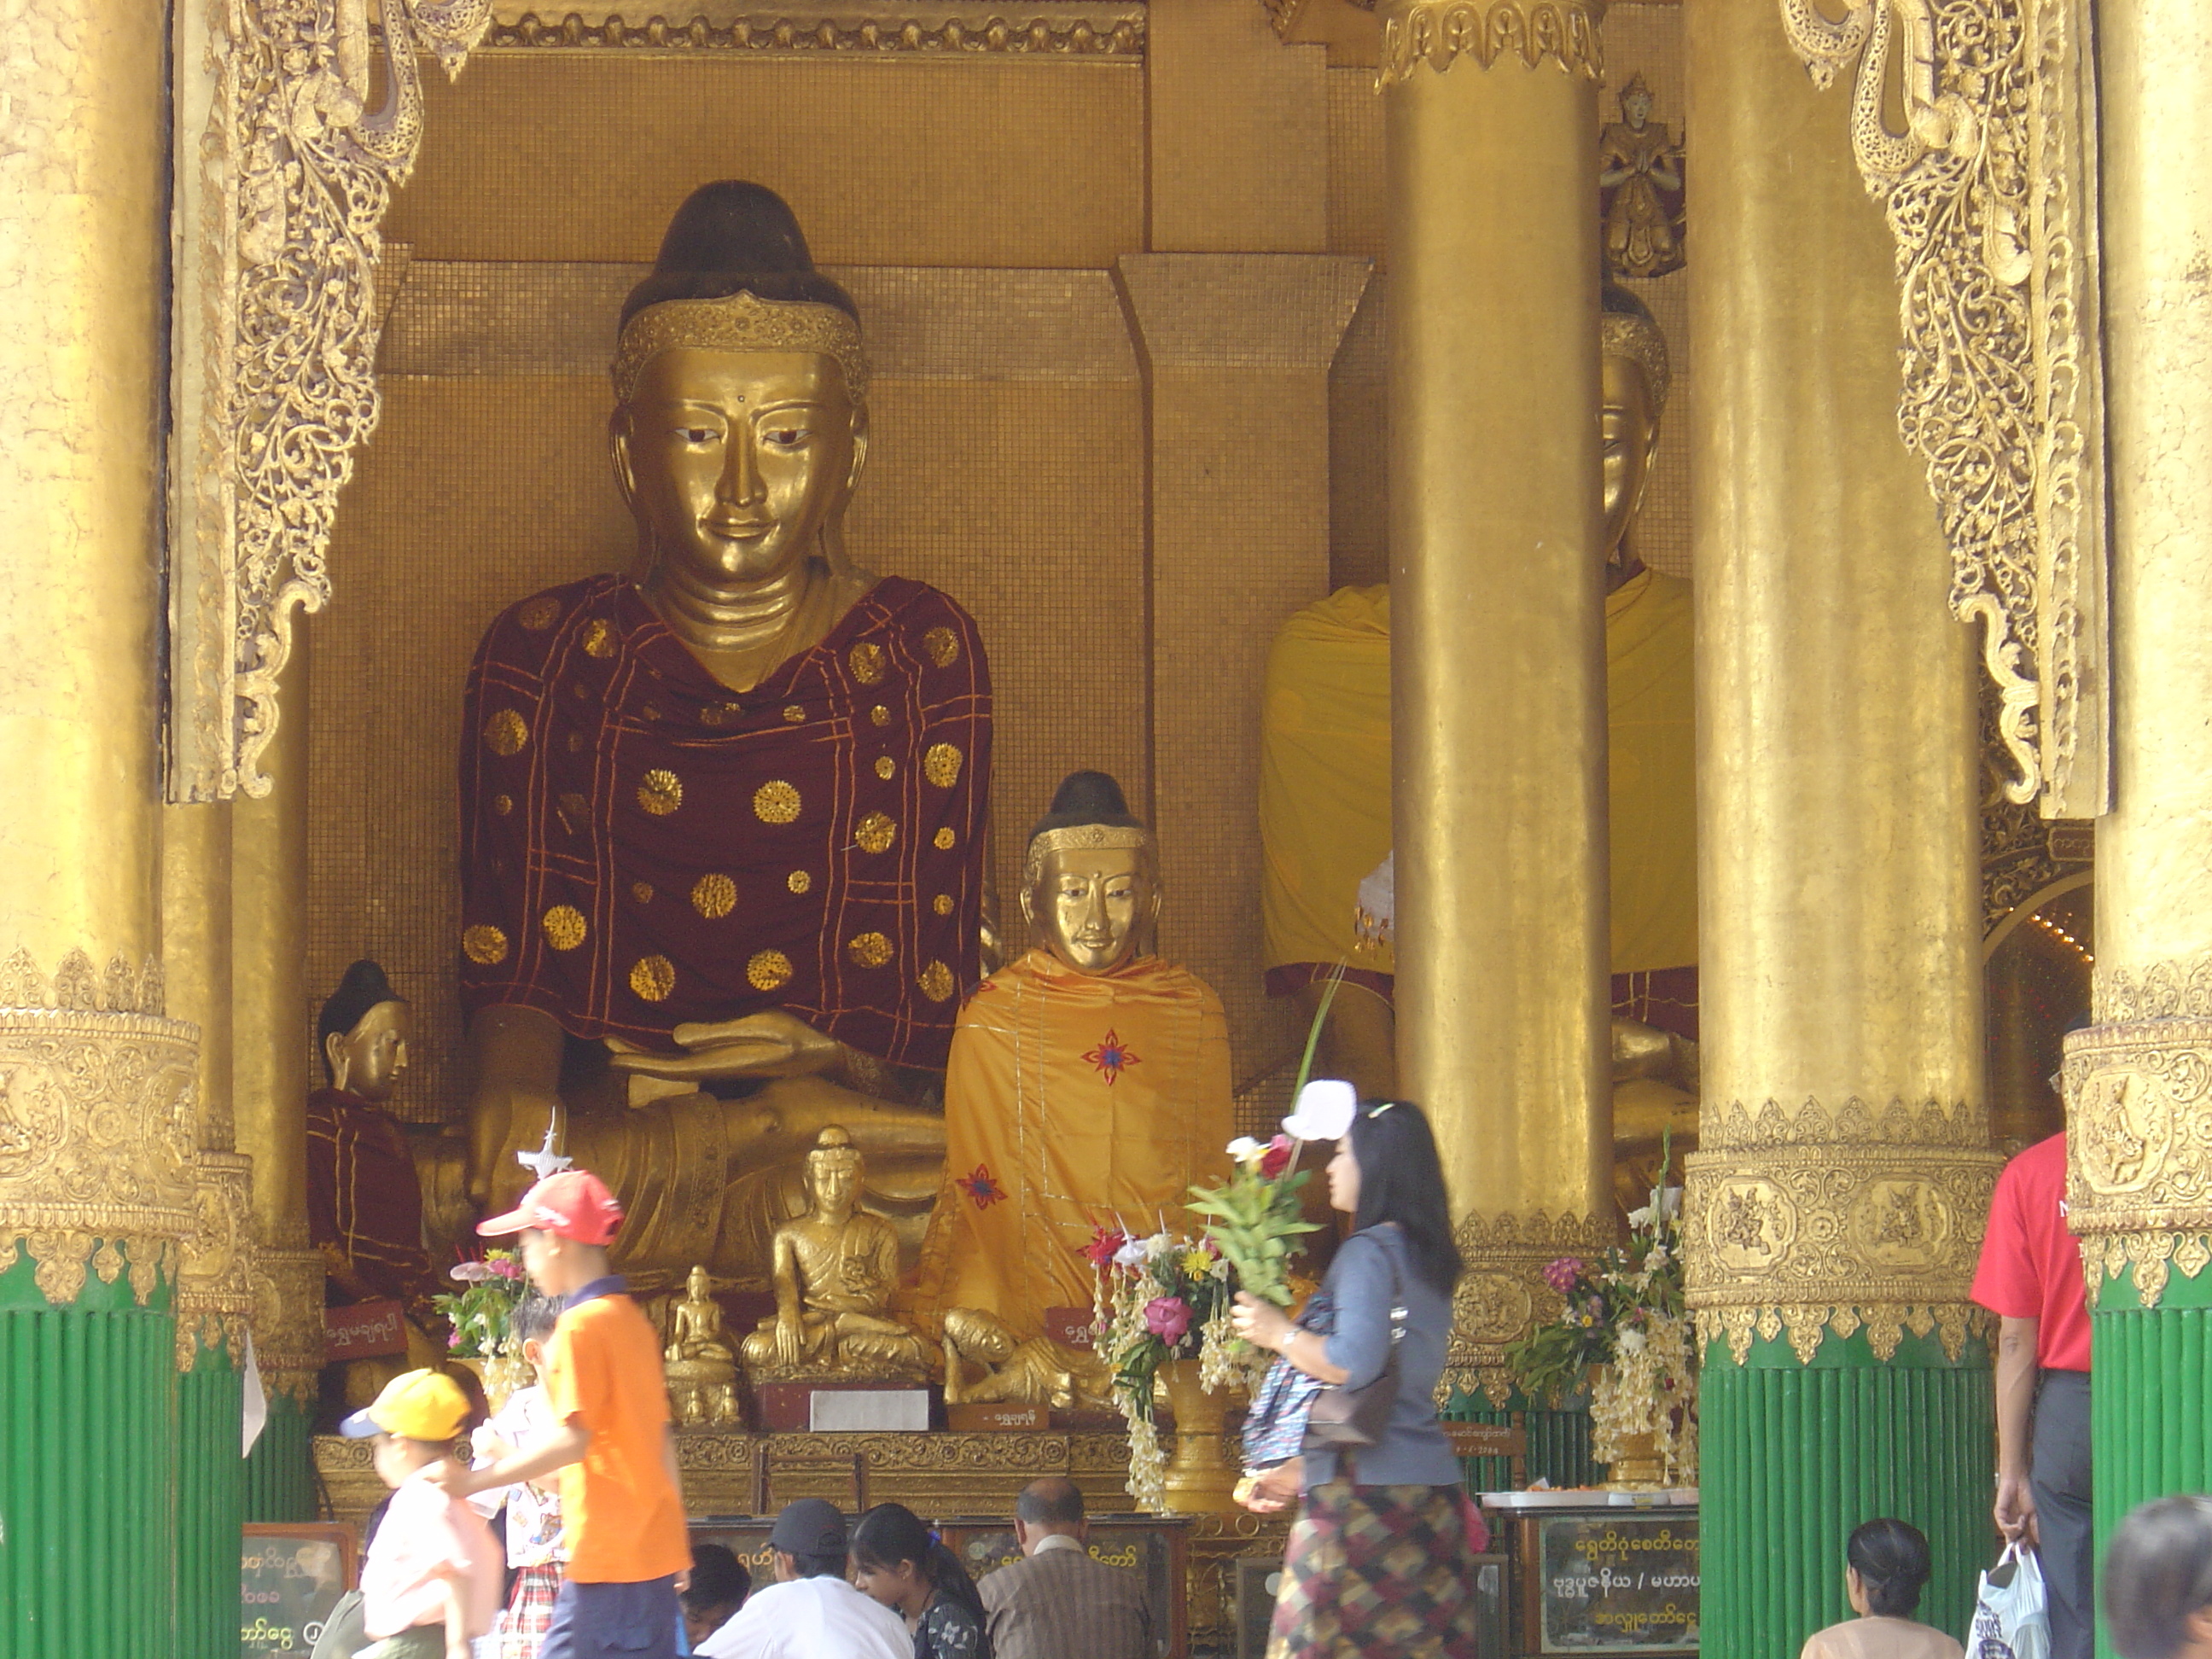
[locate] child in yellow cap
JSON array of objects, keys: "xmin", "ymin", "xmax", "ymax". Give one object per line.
[{"xmin": 341, "ymin": 1368, "xmax": 504, "ymax": 1659}]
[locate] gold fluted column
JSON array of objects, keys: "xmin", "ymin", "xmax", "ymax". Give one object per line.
[
  {"xmin": 0, "ymin": 0, "xmax": 198, "ymax": 1298},
  {"xmin": 233, "ymin": 635, "xmax": 325, "ymax": 1443},
  {"xmin": 1682, "ymin": 0, "xmax": 1999, "ymax": 1643},
  {"xmin": 2063, "ymin": 3, "xmax": 2212, "ymax": 1580},
  {"xmin": 1381, "ymin": 2, "xmax": 1610, "ymax": 1398}
]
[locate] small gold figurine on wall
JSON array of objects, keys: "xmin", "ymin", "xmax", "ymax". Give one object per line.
[
  {"xmin": 740, "ymin": 1128, "xmax": 934, "ymax": 1382},
  {"xmin": 1599, "ymin": 73, "xmax": 1685, "ymax": 278},
  {"xmin": 664, "ymin": 1265, "xmax": 742, "ymax": 1427}
]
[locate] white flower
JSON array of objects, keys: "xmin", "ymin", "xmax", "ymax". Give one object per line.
[
  {"xmin": 1225, "ymin": 1136, "xmax": 1263, "ymax": 1163},
  {"xmin": 1647, "ymin": 1244, "xmax": 1670, "ymax": 1269},
  {"xmin": 1617, "ymin": 1327, "xmax": 1648, "ymax": 1355},
  {"xmin": 1113, "ymin": 1236, "xmax": 1150, "ymax": 1268},
  {"xmin": 1283, "ymin": 1079, "xmax": 1357, "ymax": 1143},
  {"xmin": 1627, "ymin": 1205, "xmax": 1655, "ymax": 1229}
]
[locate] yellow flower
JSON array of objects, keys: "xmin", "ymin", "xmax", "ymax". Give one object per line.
[{"xmin": 1181, "ymin": 1249, "xmax": 1214, "ymax": 1278}]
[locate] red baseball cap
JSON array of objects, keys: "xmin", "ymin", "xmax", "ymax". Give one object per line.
[{"xmin": 477, "ymin": 1168, "xmax": 624, "ymax": 1245}]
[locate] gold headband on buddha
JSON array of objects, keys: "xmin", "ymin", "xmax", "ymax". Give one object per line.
[
  {"xmin": 1601, "ymin": 311, "xmax": 1671, "ymax": 413},
  {"xmin": 1024, "ymin": 824, "xmax": 1154, "ymax": 882},
  {"xmin": 611, "ymin": 291, "xmax": 871, "ymax": 402}
]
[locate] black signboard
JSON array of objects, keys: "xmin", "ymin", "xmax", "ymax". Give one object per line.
[
  {"xmin": 1533, "ymin": 1513, "xmax": 1698, "ymax": 1653},
  {"xmin": 242, "ymin": 1523, "xmax": 354, "ymax": 1656}
]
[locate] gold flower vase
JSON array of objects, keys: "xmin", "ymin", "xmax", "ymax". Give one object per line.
[{"xmin": 1157, "ymin": 1358, "xmax": 1241, "ymax": 1514}]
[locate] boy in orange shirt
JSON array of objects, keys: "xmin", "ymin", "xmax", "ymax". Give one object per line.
[{"xmin": 439, "ymin": 1168, "xmax": 690, "ymax": 1659}]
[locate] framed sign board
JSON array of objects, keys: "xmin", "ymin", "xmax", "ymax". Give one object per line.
[
  {"xmin": 242, "ymin": 1522, "xmax": 355, "ymax": 1656},
  {"xmin": 1522, "ymin": 1513, "xmax": 1698, "ymax": 1654}
]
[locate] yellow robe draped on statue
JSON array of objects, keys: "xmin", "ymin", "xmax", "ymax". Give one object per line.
[
  {"xmin": 1258, "ymin": 573, "xmax": 1697, "ymax": 976},
  {"xmin": 911, "ymin": 948, "xmax": 1235, "ymax": 1340}
]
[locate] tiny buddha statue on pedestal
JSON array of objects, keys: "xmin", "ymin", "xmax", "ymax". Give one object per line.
[
  {"xmin": 740, "ymin": 1127, "xmax": 934, "ymax": 1382},
  {"xmin": 664, "ymin": 1264, "xmax": 742, "ymax": 1427},
  {"xmin": 453, "ymin": 180, "xmax": 993, "ymax": 1290}
]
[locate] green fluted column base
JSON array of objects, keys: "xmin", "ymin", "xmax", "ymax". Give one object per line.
[
  {"xmin": 1444, "ymin": 1388, "xmax": 1604, "ymax": 1490},
  {"xmin": 2092, "ymin": 1259, "xmax": 2212, "ymax": 1659},
  {"xmin": 1700, "ymin": 1328, "xmax": 1992, "ymax": 1653},
  {"xmin": 244, "ymin": 1388, "xmax": 317, "ymax": 1522},
  {"xmin": 0, "ymin": 1244, "xmax": 178, "ymax": 1659},
  {"xmin": 178, "ymin": 1338, "xmax": 243, "ymax": 1659}
]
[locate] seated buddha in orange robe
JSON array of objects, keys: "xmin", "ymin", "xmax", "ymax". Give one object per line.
[
  {"xmin": 456, "ymin": 183, "xmax": 991, "ymax": 1286},
  {"xmin": 913, "ymin": 771, "xmax": 1234, "ymax": 1344}
]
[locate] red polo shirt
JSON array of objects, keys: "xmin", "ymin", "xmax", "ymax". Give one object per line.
[{"xmin": 1970, "ymin": 1132, "xmax": 2092, "ymax": 1371}]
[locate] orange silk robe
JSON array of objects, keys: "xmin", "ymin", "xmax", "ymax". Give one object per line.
[{"xmin": 912, "ymin": 948, "xmax": 1235, "ymax": 1340}]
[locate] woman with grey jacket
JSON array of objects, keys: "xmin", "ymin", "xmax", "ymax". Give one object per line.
[{"xmin": 1231, "ymin": 1097, "xmax": 1482, "ymax": 1659}]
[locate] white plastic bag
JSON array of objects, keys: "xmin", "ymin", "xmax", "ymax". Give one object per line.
[{"xmin": 1968, "ymin": 1541, "xmax": 2051, "ymax": 1659}]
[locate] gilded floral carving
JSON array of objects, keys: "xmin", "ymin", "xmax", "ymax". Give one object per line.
[
  {"xmin": 2064, "ymin": 1009, "xmax": 2212, "ymax": 1309},
  {"xmin": 1445, "ymin": 1208, "xmax": 1612, "ymax": 1405},
  {"xmin": 1686, "ymin": 1098, "xmax": 2000, "ymax": 1364},
  {"xmin": 0, "ymin": 1004, "xmax": 201, "ymax": 1310},
  {"xmin": 171, "ymin": 0, "xmax": 492, "ymax": 801},
  {"xmin": 1378, "ymin": 1, "xmax": 1603, "ymax": 84},
  {"xmin": 486, "ymin": 6, "xmax": 1144, "ymax": 55},
  {"xmin": 1778, "ymin": 0, "xmax": 2108, "ymax": 817}
]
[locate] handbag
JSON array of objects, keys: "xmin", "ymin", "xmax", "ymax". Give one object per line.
[{"xmin": 1301, "ymin": 1230, "xmax": 1407, "ymax": 1452}]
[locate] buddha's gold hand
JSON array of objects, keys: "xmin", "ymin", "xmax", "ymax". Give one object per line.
[{"xmin": 605, "ymin": 1010, "xmax": 842, "ymax": 1081}]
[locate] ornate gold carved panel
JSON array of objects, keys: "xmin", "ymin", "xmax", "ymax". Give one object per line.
[
  {"xmin": 168, "ymin": 0, "xmax": 492, "ymax": 802},
  {"xmin": 1778, "ymin": 0, "xmax": 2108, "ymax": 818},
  {"xmin": 1685, "ymin": 1097, "xmax": 2000, "ymax": 1363},
  {"xmin": 1379, "ymin": 1, "xmax": 1604, "ymax": 83},
  {"xmin": 2065, "ymin": 1006, "xmax": 2212, "ymax": 1309},
  {"xmin": 482, "ymin": 3, "xmax": 1144, "ymax": 55},
  {"xmin": 1446, "ymin": 1209, "xmax": 1613, "ymax": 1404}
]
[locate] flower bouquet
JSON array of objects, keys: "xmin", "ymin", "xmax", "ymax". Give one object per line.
[
  {"xmin": 433, "ymin": 1249, "xmax": 531, "ymax": 1359},
  {"xmin": 1503, "ymin": 1144, "xmax": 1696, "ymax": 1484},
  {"xmin": 1086, "ymin": 1225, "xmax": 1234, "ymax": 1510}
]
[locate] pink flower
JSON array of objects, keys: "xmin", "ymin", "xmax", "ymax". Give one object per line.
[
  {"xmin": 446, "ymin": 1329, "xmax": 462, "ymax": 1348},
  {"xmin": 1259, "ymin": 1135, "xmax": 1295, "ymax": 1180},
  {"xmin": 1143, "ymin": 1295, "xmax": 1192, "ymax": 1344},
  {"xmin": 489, "ymin": 1257, "xmax": 525, "ymax": 1279},
  {"xmin": 1542, "ymin": 1257, "xmax": 1584, "ymax": 1295}
]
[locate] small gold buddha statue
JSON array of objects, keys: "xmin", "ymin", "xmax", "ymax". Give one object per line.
[
  {"xmin": 454, "ymin": 181, "xmax": 992, "ymax": 1289},
  {"xmin": 941, "ymin": 1307, "xmax": 1115, "ymax": 1412},
  {"xmin": 741, "ymin": 1127, "xmax": 933, "ymax": 1382},
  {"xmin": 664, "ymin": 1264, "xmax": 742, "ymax": 1426},
  {"xmin": 911, "ymin": 771, "xmax": 1235, "ymax": 1344}
]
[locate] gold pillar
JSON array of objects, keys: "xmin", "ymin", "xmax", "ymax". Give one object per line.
[
  {"xmin": 167, "ymin": 800, "xmax": 256, "ymax": 1362},
  {"xmin": 0, "ymin": 0, "xmax": 198, "ymax": 1302},
  {"xmin": 233, "ymin": 637, "xmax": 323, "ymax": 1401},
  {"xmin": 1680, "ymin": 0, "xmax": 1993, "ymax": 1364},
  {"xmin": 2065, "ymin": 0, "xmax": 2212, "ymax": 1315},
  {"xmin": 1382, "ymin": 3, "xmax": 1610, "ymax": 1395}
]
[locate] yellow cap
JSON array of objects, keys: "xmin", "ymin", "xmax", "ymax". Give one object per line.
[{"xmin": 340, "ymin": 1367, "xmax": 470, "ymax": 1441}]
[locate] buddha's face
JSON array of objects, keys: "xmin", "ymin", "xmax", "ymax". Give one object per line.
[
  {"xmin": 687, "ymin": 1266, "xmax": 710, "ymax": 1301},
  {"xmin": 807, "ymin": 1152, "xmax": 859, "ymax": 1220},
  {"xmin": 1600, "ymin": 351, "xmax": 1661, "ymax": 562},
  {"xmin": 1022, "ymin": 844, "xmax": 1159, "ymax": 975},
  {"xmin": 1622, "ymin": 86, "xmax": 1653, "ymax": 128},
  {"xmin": 614, "ymin": 346, "xmax": 865, "ymax": 591},
  {"xmin": 328, "ymin": 1000, "xmax": 410, "ymax": 1102}
]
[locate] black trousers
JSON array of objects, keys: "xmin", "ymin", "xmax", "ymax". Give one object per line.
[{"xmin": 2032, "ymin": 1368, "xmax": 2093, "ymax": 1659}]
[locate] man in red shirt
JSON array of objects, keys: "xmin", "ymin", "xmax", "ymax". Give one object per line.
[{"xmin": 1971, "ymin": 1129, "xmax": 2093, "ymax": 1659}]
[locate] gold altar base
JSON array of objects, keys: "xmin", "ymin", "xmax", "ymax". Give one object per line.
[{"xmin": 315, "ymin": 1429, "xmax": 1286, "ymax": 1651}]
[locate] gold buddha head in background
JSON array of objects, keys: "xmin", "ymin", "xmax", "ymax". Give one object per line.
[
  {"xmin": 317, "ymin": 958, "xmax": 412, "ymax": 1103},
  {"xmin": 1599, "ymin": 282, "xmax": 1672, "ymax": 563},
  {"xmin": 1020, "ymin": 770, "xmax": 1161, "ymax": 976},
  {"xmin": 608, "ymin": 182, "xmax": 871, "ymax": 595}
]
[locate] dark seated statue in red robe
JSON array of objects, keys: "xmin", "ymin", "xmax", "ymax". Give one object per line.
[{"xmin": 456, "ymin": 182, "xmax": 991, "ymax": 1289}]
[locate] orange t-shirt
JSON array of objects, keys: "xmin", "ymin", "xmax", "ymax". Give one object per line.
[{"xmin": 543, "ymin": 1286, "xmax": 689, "ymax": 1583}]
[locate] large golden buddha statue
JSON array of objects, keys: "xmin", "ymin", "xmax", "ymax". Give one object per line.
[
  {"xmin": 1260, "ymin": 283, "xmax": 1697, "ymax": 1204},
  {"xmin": 912, "ymin": 771, "xmax": 1234, "ymax": 1342},
  {"xmin": 457, "ymin": 183, "xmax": 990, "ymax": 1286}
]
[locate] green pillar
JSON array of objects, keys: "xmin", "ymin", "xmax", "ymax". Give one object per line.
[
  {"xmin": 178, "ymin": 1337, "xmax": 244, "ymax": 1657},
  {"xmin": 0, "ymin": 1245, "xmax": 180, "ymax": 1659},
  {"xmin": 244, "ymin": 1390, "xmax": 319, "ymax": 1523}
]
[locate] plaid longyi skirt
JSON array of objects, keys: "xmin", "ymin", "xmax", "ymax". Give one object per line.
[
  {"xmin": 1266, "ymin": 1480, "xmax": 1482, "ymax": 1659},
  {"xmin": 498, "ymin": 1562, "xmax": 562, "ymax": 1659}
]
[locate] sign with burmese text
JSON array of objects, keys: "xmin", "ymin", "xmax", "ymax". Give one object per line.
[
  {"xmin": 1537, "ymin": 1514, "xmax": 1698, "ymax": 1653},
  {"xmin": 242, "ymin": 1523, "xmax": 353, "ymax": 1656}
]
